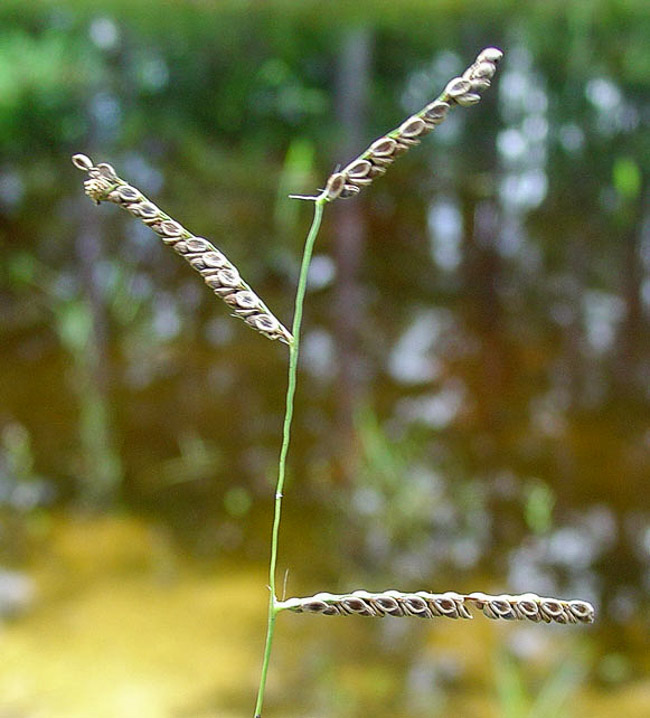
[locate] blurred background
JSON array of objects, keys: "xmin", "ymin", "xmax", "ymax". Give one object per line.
[{"xmin": 0, "ymin": 1, "xmax": 649, "ymax": 716}]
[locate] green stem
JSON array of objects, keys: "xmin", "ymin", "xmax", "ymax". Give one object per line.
[{"xmin": 254, "ymin": 196, "xmax": 326, "ymax": 718}]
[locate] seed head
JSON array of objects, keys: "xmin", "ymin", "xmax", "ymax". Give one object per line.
[
  {"xmin": 317, "ymin": 47, "xmax": 503, "ymax": 202},
  {"xmin": 72, "ymin": 154, "xmax": 292, "ymax": 345}
]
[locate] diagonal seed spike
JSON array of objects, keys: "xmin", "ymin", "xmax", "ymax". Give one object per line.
[{"xmin": 71, "ymin": 154, "xmax": 292, "ymax": 345}]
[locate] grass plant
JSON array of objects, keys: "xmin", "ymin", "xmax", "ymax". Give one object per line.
[{"xmin": 72, "ymin": 46, "xmax": 595, "ymax": 718}]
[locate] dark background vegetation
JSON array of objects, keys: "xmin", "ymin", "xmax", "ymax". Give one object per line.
[{"xmin": 0, "ymin": 1, "xmax": 649, "ymax": 716}]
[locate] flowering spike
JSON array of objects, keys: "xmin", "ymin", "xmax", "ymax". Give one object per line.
[
  {"xmin": 277, "ymin": 588, "xmax": 594, "ymax": 625},
  {"xmin": 318, "ymin": 47, "xmax": 504, "ymax": 201},
  {"xmin": 71, "ymin": 154, "xmax": 292, "ymax": 345}
]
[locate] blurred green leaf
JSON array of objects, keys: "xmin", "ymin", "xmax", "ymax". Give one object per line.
[
  {"xmin": 495, "ymin": 651, "xmax": 529, "ymax": 718},
  {"xmin": 613, "ymin": 157, "xmax": 642, "ymax": 201},
  {"xmin": 56, "ymin": 300, "xmax": 93, "ymax": 353},
  {"xmin": 524, "ymin": 479, "xmax": 555, "ymax": 535},
  {"xmin": 223, "ymin": 486, "xmax": 252, "ymax": 517},
  {"xmin": 7, "ymin": 252, "xmax": 36, "ymax": 284}
]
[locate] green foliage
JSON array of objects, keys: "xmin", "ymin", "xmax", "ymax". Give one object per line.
[
  {"xmin": 495, "ymin": 649, "xmax": 589, "ymax": 718},
  {"xmin": 0, "ymin": 27, "xmax": 100, "ymax": 149},
  {"xmin": 56, "ymin": 300, "xmax": 93, "ymax": 353},
  {"xmin": 223, "ymin": 485, "xmax": 252, "ymax": 518},
  {"xmin": 612, "ymin": 157, "xmax": 642, "ymax": 201},
  {"xmin": 0, "ymin": 2, "xmax": 648, "ymax": 713},
  {"xmin": 524, "ymin": 479, "xmax": 555, "ymax": 535}
]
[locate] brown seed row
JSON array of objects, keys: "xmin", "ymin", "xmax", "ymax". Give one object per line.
[
  {"xmin": 71, "ymin": 154, "xmax": 292, "ymax": 345},
  {"xmin": 322, "ymin": 47, "xmax": 504, "ymax": 201},
  {"xmin": 278, "ymin": 588, "xmax": 594, "ymax": 625}
]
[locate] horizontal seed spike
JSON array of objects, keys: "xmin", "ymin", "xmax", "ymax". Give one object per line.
[
  {"xmin": 71, "ymin": 154, "xmax": 292, "ymax": 345},
  {"xmin": 569, "ymin": 600, "xmax": 594, "ymax": 620},
  {"xmin": 277, "ymin": 589, "xmax": 594, "ymax": 625}
]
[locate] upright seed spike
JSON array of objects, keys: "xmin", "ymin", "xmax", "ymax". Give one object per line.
[{"xmin": 313, "ymin": 47, "xmax": 504, "ymax": 201}]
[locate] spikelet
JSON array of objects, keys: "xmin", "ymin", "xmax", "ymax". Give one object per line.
[
  {"xmin": 321, "ymin": 47, "xmax": 503, "ymax": 201},
  {"xmin": 277, "ymin": 589, "xmax": 595, "ymax": 625},
  {"xmin": 71, "ymin": 154, "xmax": 293, "ymax": 345}
]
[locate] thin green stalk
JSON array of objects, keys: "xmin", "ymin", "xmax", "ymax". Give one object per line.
[{"xmin": 254, "ymin": 195, "xmax": 326, "ymax": 718}]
